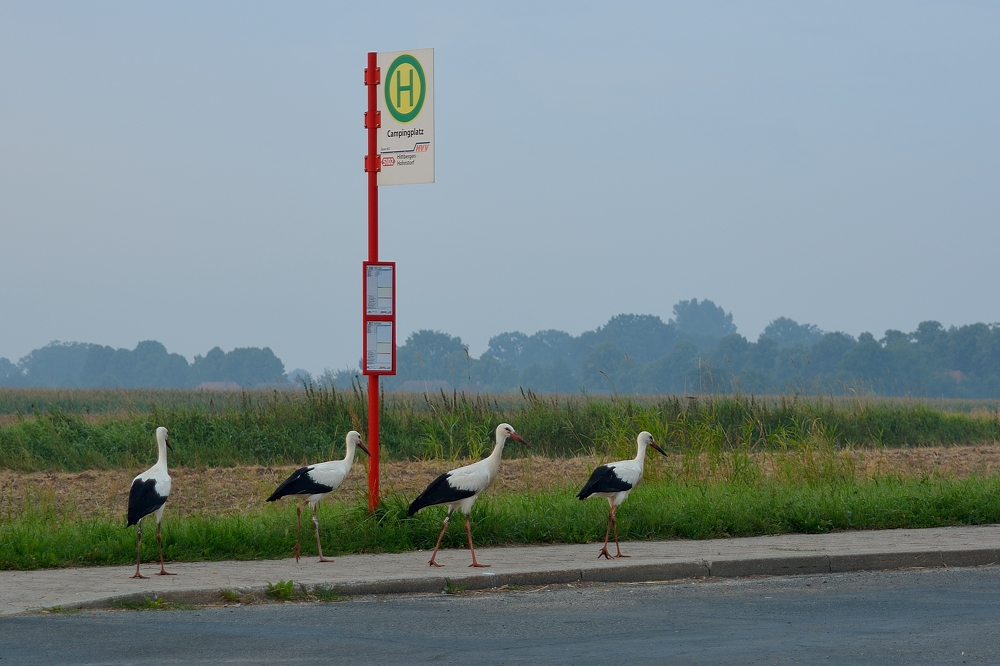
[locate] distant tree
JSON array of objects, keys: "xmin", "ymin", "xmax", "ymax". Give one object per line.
[
  {"xmin": 641, "ymin": 341, "xmax": 698, "ymax": 394},
  {"xmin": 485, "ymin": 330, "xmax": 575, "ymax": 372},
  {"xmin": 520, "ymin": 360, "xmax": 579, "ymax": 394},
  {"xmin": 671, "ymin": 299, "xmax": 737, "ymax": 346},
  {"xmin": 737, "ymin": 368, "xmax": 772, "ymax": 394},
  {"xmin": 578, "ymin": 314, "xmax": 678, "ymax": 365},
  {"xmin": 485, "ymin": 332, "xmax": 529, "ymax": 368},
  {"xmin": 81, "ymin": 341, "xmax": 193, "ymax": 388},
  {"xmin": 746, "ymin": 337, "xmax": 780, "ymax": 375},
  {"xmin": 131, "ymin": 341, "xmax": 195, "ymax": 387},
  {"xmin": 192, "ymin": 346, "xmax": 285, "ymax": 386},
  {"xmin": 975, "ymin": 325, "xmax": 1000, "ymax": 381},
  {"xmin": 839, "ymin": 332, "xmax": 893, "ymax": 386},
  {"xmin": 0, "ymin": 357, "xmax": 20, "ymax": 386},
  {"xmin": 810, "ymin": 332, "xmax": 857, "ymax": 378},
  {"xmin": 470, "ymin": 353, "xmax": 519, "ymax": 391},
  {"xmin": 80, "ymin": 345, "xmax": 116, "ymax": 387},
  {"xmin": 394, "ymin": 330, "xmax": 469, "ymax": 383},
  {"xmin": 946, "ymin": 323, "xmax": 992, "ymax": 376},
  {"xmin": 716, "ymin": 333, "xmax": 750, "ymax": 374},
  {"xmin": 914, "ymin": 321, "xmax": 947, "ymax": 352},
  {"xmin": 518, "ymin": 330, "xmax": 576, "ymax": 369},
  {"xmin": 761, "ymin": 317, "xmax": 825, "ymax": 348},
  {"xmin": 16, "ymin": 341, "xmax": 95, "ymax": 387},
  {"xmin": 881, "ymin": 329, "xmax": 928, "ymax": 390},
  {"xmin": 579, "ymin": 342, "xmax": 630, "ymax": 392},
  {"xmin": 192, "ymin": 347, "xmax": 228, "ymax": 382},
  {"xmin": 327, "ymin": 367, "xmax": 362, "ymax": 390},
  {"xmin": 287, "ymin": 369, "xmax": 313, "ymax": 385},
  {"xmin": 228, "ymin": 347, "xmax": 285, "ymax": 385}
]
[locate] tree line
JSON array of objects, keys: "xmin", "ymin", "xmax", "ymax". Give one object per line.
[
  {"xmin": 4, "ymin": 298, "xmax": 997, "ymax": 396},
  {"xmin": 333, "ymin": 299, "xmax": 1000, "ymax": 398},
  {"xmin": 0, "ymin": 341, "xmax": 287, "ymax": 389}
]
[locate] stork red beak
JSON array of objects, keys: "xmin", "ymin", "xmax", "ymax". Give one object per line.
[
  {"xmin": 650, "ymin": 440, "xmax": 666, "ymax": 456},
  {"xmin": 358, "ymin": 441, "xmax": 371, "ymax": 456},
  {"xmin": 509, "ymin": 432, "xmax": 531, "ymax": 448},
  {"xmin": 166, "ymin": 438, "xmax": 174, "ymax": 452}
]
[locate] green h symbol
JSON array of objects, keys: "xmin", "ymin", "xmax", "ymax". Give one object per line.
[{"xmin": 395, "ymin": 68, "xmax": 414, "ymax": 108}]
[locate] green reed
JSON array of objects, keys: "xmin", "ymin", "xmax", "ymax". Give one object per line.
[{"xmin": 0, "ymin": 387, "xmax": 998, "ymax": 472}]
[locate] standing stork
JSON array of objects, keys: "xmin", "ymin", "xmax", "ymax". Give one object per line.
[
  {"xmin": 408, "ymin": 423, "xmax": 528, "ymax": 568},
  {"xmin": 577, "ymin": 431, "xmax": 666, "ymax": 559},
  {"xmin": 266, "ymin": 431, "xmax": 369, "ymax": 563},
  {"xmin": 126, "ymin": 426, "xmax": 174, "ymax": 579}
]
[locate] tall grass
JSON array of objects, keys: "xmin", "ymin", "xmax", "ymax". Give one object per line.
[
  {"xmin": 0, "ymin": 386, "xmax": 998, "ymax": 472},
  {"xmin": 0, "ymin": 387, "xmax": 251, "ymax": 416}
]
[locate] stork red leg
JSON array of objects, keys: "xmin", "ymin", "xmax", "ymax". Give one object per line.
[
  {"xmin": 427, "ymin": 510, "xmax": 453, "ymax": 567},
  {"xmin": 598, "ymin": 504, "xmax": 614, "ymax": 559},
  {"xmin": 313, "ymin": 506, "xmax": 334, "ymax": 563},
  {"xmin": 465, "ymin": 515, "xmax": 489, "ymax": 568},
  {"xmin": 610, "ymin": 505, "xmax": 629, "ymax": 558},
  {"xmin": 155, "ymin": 521, "xmax": 176, "ymax": 575},
  {"xmin": 292, "ymin": 501, "xmax": 308, "ymax": 563},
  {"xmin": 130, "ymin": 520, "xmax": 148, "ymax": 579}
]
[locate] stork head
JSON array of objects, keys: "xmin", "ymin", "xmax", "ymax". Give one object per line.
[
  {"xmin": 497, "ymin": 423, "xmax": 530, "ymax": 447},
  {"xmin": 347, "ymin": 430, "xmax": 370, "ymax": 456},
  {"xmin": 638, "ymin": 431, "xmax": 665, "ymax": 456},
  {"xmin": 156, "ymin": 426, "xmax": 173, "ymax": 452}
]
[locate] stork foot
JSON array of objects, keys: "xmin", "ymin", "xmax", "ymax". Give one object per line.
[
  {"xmin": 469, "ymin": 563, "xmax": 491, "ymax": 568},
  {"xmin": 292, "ymin": 543, "xmax": 301, "ymax": 563},
  {"xmin": 428, "ymin": 559, "xmax": 444, "ymax": 567},
  {"xmin": 615, "ymin": 553, "xmax": 631, "ymax": 559},
  {"xmin": 130, "ymin": 571, "xmax": 149, "ymax": 580},
  {"xmin": 317, "ymin": 556, "xmax": 335, "ymax": 563},
  {"xmin": 598, "ymin": 547, "xmax": 613, "ymax": 560},
  {"xmin": 156, "ymin": 569, "xmax": 177, "ymax": 576}
]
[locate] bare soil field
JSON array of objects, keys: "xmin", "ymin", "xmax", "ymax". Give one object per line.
[{"xmin": 3, "ymin": 445, "xmax": 1000, "ymax": 523}]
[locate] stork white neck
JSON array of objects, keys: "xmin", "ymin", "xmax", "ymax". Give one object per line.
[
  {"xmin": 342, "ymin": 431, "xmax": 366, "ymax": 466},
  {"xmin": 486, "ymin": 426, "xmax": 513, "ymax": 463},
  {"xmin": 634, "ymin": 431, "xmax": 654, "ymax": 466},
  {"xmin": 155, "ymin": 427, "xmax": 170, "ymax": 468},
  {"xmin": 344, "ymin": 437, "xmax": 358, "ymax": 465}
]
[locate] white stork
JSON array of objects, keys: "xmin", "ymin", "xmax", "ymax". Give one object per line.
[
  {"xmin": 408, "ymin": 423, "xmax": 528, "ymax": 568},
  {"xmin": 126, "ymin": 426, "xmax": 174, "ymax": 579},
  {"xmin": 266, "ymin": 430, "xmax": 369, "ymax": 563},
  {"xmin": 577, "ymin": 431, "xmax": 666, "ymax": 559}
]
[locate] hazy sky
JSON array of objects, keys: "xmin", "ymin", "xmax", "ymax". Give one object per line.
[{"xmin": 2, "ymin": 2, "xmax": 998, "ymax": 374}]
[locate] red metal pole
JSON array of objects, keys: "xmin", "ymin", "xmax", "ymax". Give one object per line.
[{"xmin": 364, "ymin": 51, "xmax": 381, "ymax": 511}]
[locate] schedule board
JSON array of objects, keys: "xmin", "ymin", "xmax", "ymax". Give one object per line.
[
  {"xmin": 365, "ymin": 320, "xmax": 394, "ymax": 373},
  {"xmin": 362, "ymin": 261, "xmax": 396, "ymax": 375},
  {"xmin": 365, "ymin": 263, "xmax": 394, "ymax": 316}
]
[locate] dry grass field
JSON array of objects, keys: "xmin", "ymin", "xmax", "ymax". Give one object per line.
[{"xmin": 4, "ymin": 444, "xmax": 1000, "ymax": 523}]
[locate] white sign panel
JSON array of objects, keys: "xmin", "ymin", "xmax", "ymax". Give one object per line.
[
  {"xmin": 377, "ymin": 48, "xmax": 434, "ymax": 186},
  {"xmin": 366, "ymin": 321, "xmax": 394, "ymax": 372},
  {"xmin": 365, "ymin": 264, "xmax": 393, "ymax": 316}
]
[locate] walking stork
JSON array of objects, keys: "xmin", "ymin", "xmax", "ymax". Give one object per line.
[
  {"xmin": 408, "ymin": 423, "xmax": 528, "ymax": 567},
  {"xmin": 266, "ymin": 431, "xmax": 369, "ymax": 563},
  {"xmin": 577, "ymin": 431, "xmax": 666, "ymax": 559},
  {"xmin": 126, "ymin": 426, "xmax": 174, "ymax": 579}
]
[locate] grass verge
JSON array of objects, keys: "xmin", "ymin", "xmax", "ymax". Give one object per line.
[
  {"xmin": 3, "ymin": 474, "xmax": 1000, "ymax": 570},
  {"xmin": 113, "ymin": 595, "xmax": 195, "ymax": 611}
]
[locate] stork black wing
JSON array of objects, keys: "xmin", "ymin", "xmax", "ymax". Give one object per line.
[
  {"xmin": 407, "ymin": 472, "xmax": 476, "ymax": 516},
  {"xmin": 266, "ymin": 466, "xmax": 334, "ymax": 502},
  {"xmin": 127, "ymin": 478, "xmax": 167, "ymax": 526},
  {"xmin": 577, "ymin": 465, "xmax": 633, "ymax": 500}
]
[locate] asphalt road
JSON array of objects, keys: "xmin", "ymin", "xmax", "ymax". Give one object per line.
[{"xmin": 2, "ymin": 566, "xmax": 998, "ymax": 664}]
